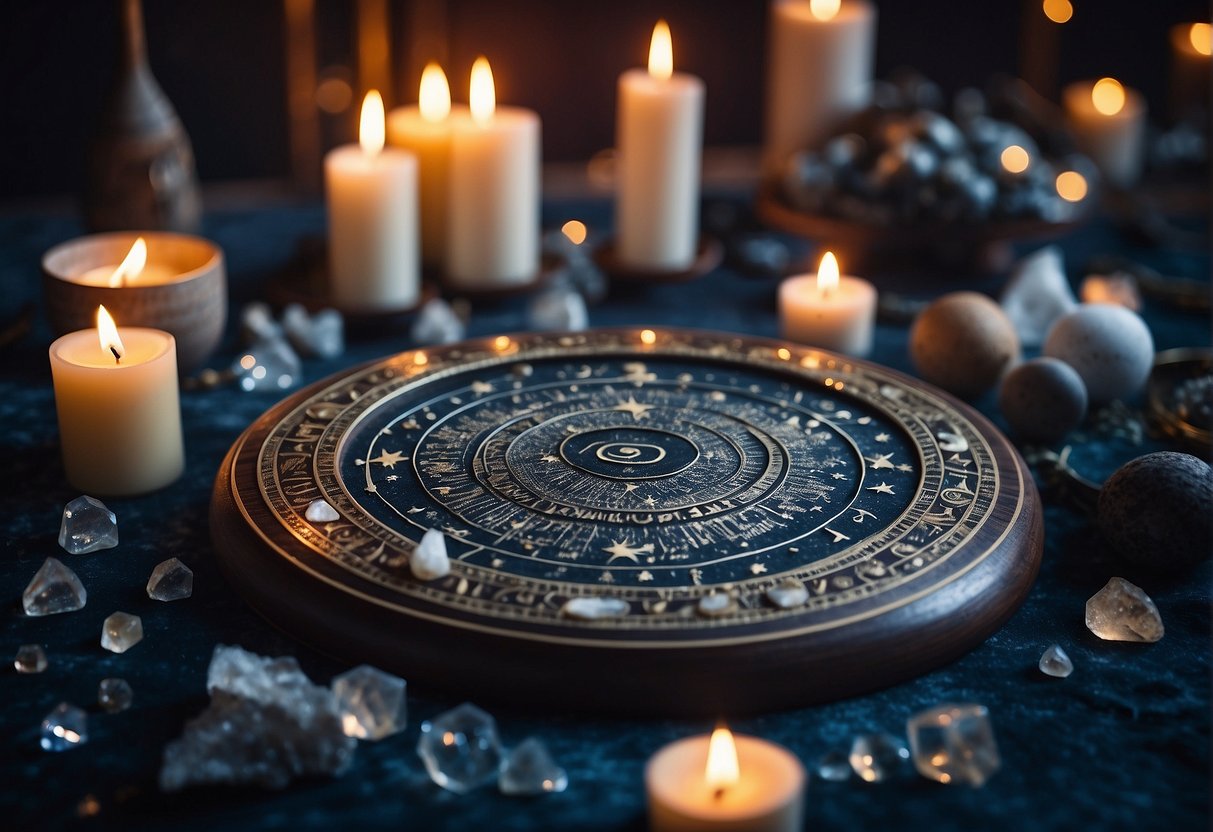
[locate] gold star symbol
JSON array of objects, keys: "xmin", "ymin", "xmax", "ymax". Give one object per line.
[
  {"xmin": 623, "ymin": 482, "xmax": 639, "ymax": 493},
  {"xmin": 875, "ymin": 433, "xmax": 891, "ymax": 443},
  {"xmin": 386, "ymin": 475, "xmax": 399, "ymax": 482},
  {"xmin": 603, "ymin": 539, "xmax": 654, "ymax": 563},
  {"xmin": 866, "ymin": 453, "xmax": 895, "ymax": 470},
  {"xmin": 614, "ymin": 395, "xmax": 654, "ymax": 420},
  {"xmin": 750, "ymin": 563, "xmax": 768, "ymax": 575},
  {"xmin": 867, "ymin": 482, "xmax": 896, "ymax": 495},
  {"xmin": 540, "ymin": 454, "xmax": 560, "ymax": 463},
  {"xmin": 897, "ymin": 463, "xmax": 914, "ymax": 472},
  {"xmin": 831, "ymin": 472, "xmax": 847, "ymax": 480},
  {"xmin": 369, "ymin": 449, "xmax": 407, "ymax": 468},
  {"xmin": 638, "ymin": 570, "xmax": 654, "ymax": 582},
  {"xmin": 643, "ymin": 496, "xmax": 657, "ymax": 508},
  {"xmin": 470, "ymin": 380, "xmax": 494, "ymax": 395}
]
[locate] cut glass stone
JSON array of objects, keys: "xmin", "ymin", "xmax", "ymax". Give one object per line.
[
  {"xmin": 849, "ymin": 733, "xmax": 910, "ymax": 782},
  {"xmin": 98, "ymin": 678, "xmax": 134, "ymax": 713},
  {"xmin": 499, "ymin": 737, "xmax": 568, "ymax": 795},
  {"xmin": 234, "ymin": 337, "xmax": 301, "ymax": 392},
  {"xmin": 527, "ymin": 286, "xmax": 589, "ymax": 332},
  {"xmin": 697, "ymin": 592, "xmax": 736, "ymax": 617},
  {"xmin": 417, "ymin": 702, "xmax": 504, "ymax": 793},
  {"xmin": 411, "ymin": 298, "xmax": 465, "ymax": 346},
  {"xmin": 816, "ymin": 750, "xmax": 852, "ymax": 782},
  {"xmin": 1085, "ymin": 577, "xmax": 1165, "ymax": 643},
  {"xmin": 766, "ymin": 579, "xmax": 809, "ymax": 609},
  {"xmin": 561, "ymin": 596, "xmax": 630, "ymax": 620},
  {"xmin": 147, "ymin": 557, "xmax": 194, "ymax": 601},
  {"xmin": 331, "ymin": 664, "xmax": 407, "ymax": 741},
  {"xmin": 906, "ymin": 703, "xmax": 1001, "ymax": 787},
  {"xmin": 58, "ymin": 495, "xmax": 119, "ymax": 554},
  {"xmin": 14, "ymin": 644, "xmax": 48, "ymax": 673},
  {"xmin": 411, "ymin": 529, "xmax": 450, "ymax": 581},
  {"xmin": 305, "ymin": 499, "xmax": 340, "ymax": 523},
  {"xmin": 101, "ymin": 611, "xmax": 144, "ymax": 653},
  {"xmin": 41, "ymin": 703, "xmax": 88, "ymax": 751},
  {"xmin": 22, "ymin": 557, "xmax": 87, "ymax": 616},
  {"xmin": 1038, "ymin": 644, "xmax": 1074, "ymax": 678}
]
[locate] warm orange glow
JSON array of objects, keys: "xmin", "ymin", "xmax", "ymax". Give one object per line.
[
  {"xmin": 109, "ymin": 236, "xmax": 148, "ymax": 287},
  {"xmin": 1000, "ymin": 144, "xmax": 1031, "ymax": 174},
  {"xmin": 648, "ymin": 20, "xmax": 673, "ymax": 81},
  {"xmin": 561, "ymin": 220, "xmax": 588, "ymax": 246},
  {"xmin": 777, "ymin": 347, "xmax": 791, "ymax": 361},
  {"xmin": 816, "ymin": 251, "xmax": 840, "ymax": 295},
  {"xmin": 1190, "ymin": 23, "xmax": 1213, "ymax": 56},
  {"xmin": 705, "ymin": 727, "xmax": 740, "ymax": 793},
  {"xmin": 1042, "ymin": 0, "xmax": 1073, "ymax": 24},
  {"xmin": 640, "ymin": 329, "xmax": 657, "ymax": 345},
  {"xmin": 359, "ymin": 90, "xmax": 385, "ymax": 157},
  {"xmin": 470, "ymin": 57, "xmax": 496, "ymax": 125},
  {"xmin": 1091, "ymin": 78, "xmax": 1126, "ymax": 116},
  {"xmin": 96, "ymin": 305, "xmax": 125, "ymax": 363},
  {"xmin": 418, "ymin": 62, "xmax": 451, "ymax": 123},
  {"xmin": 810, "ymin": 0, "xmax": 842, "ymax": 21},
  {"xmin": 413, "ymin": 351, "xmax": 428, "ymax": 366},
  {"xmin": 1055, "ymin": 170, "xmax": 1088, "ymax": 202},
  {"xmin": 494, "ymin": 335, "xmax": 512, "ymax": 351}
]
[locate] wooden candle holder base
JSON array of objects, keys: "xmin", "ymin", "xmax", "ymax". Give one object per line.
[{"xmin": 594, "ymin": 236, "xmax": 724, "ymax": 284}]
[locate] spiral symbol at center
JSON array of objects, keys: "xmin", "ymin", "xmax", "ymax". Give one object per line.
[{"xmin": 594, "ymin": 442, "xmax": 667, "ymax": 465}]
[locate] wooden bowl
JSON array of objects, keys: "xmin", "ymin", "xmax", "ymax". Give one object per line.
[{"xmin": 42, "ymin": 231, "xmax": 226, "ymax": 372}]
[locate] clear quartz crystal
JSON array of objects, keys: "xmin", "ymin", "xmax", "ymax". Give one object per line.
[
  {"xmin": 240, "ymin": 302, "xmax": 282, "ymax": 344},
  {"xmin": 234, "ymin": 337, "xmax": 301, "ymax": 392},
  {"xmin": 305, "ymin": 499, "xmax": 340, "ymax": 523},
  {"xmin": 410, "ymin": 298, "xmax": 466, "ymax": 346},
  {"xmin": 14, "ymin": 644, "xmax": 48, "ymax": 673},
  {"xmin": 147, "ymin": 557, "xmax": 194, "ymax": 601},
  {"xmin": 849, "ymin": 733, "xmax": 910, "ymax": 782},
  {"xmin": 527, "ymin": 285, "xmax": 589, "ymax": 332},
  {"xmin": 766, "ymin": 579, "xmax": 809, "ymax": 609},
  {"xmin": 283, "ymin": 304, "xmax": 344, "ymax": 359},
  {"xmin": 22, "ymin": 557, "xmax": 87, "ymax": 616},
  {"xmin": 331, "ymin": 665, "xmax": 407, "ymax": 741},
  {"xmin": 906, "ymin": 703, "xmax": 1001, "ymax": 787},
  {"xmin": 1039, "ymin": 644, "xmax": 1074, "ymax": 678},
  {"xmin": 410, "ymin": 529, "xmax": 450, "ymax": 581},
  {"xmin": 499, "ymin": 737, "xmax": 568, "ymax": 795},
  {"xmin": 1085, "ymin": 577, "xmax": 1165, "ymax": 642},
  {"xmin": 58, "ymin": 496, "xmax": 119, "ymax": 554},
  {"xmin": 98, "ymin": 678, "xmax": 134, "ymax": 713},
  {"xmin": 101, "ymin": 612, "xmax": 143, "ymax": 653},
  {"xmin": 41, "ymin": 703, "xmax": 88, "ymax": 751},
  {"xmin": 816, "ymin": 750, "xmax": 853, "ymax": 782},
  {"xmin": 416, "ymin": 703, "xmax": 504, "ymax": 793}
]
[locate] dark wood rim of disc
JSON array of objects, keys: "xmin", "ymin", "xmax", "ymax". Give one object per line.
[{"xmin": 593, "ymin": 236, "xmax": 724, "ymax": 284}]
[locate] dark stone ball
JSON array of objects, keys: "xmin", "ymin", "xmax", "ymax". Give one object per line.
[{"xmin": 1097, "ymin": 452, "xmax": 1213, "ymax": 573}]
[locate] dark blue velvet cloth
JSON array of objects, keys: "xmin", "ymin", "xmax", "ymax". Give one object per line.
[{"xmin": 1, "ymin": 195, "xmax": 1209, "ymax": 831}]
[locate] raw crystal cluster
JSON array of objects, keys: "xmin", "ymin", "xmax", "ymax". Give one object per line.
[
  {"xmin": 906, "ymin": 703, "xmax": 1001, "ymax": 787},
  {"xmin": 331, "ymin": 665, "xmax": 407, "ymax": 741},
  {"xmin": 41, "ymin": 703, "xmax": 88, "ymax": 751},
  {"xmin": 527, "ymin": 285, "xmax": 588, "ymax": 332},
  {"xmin": 58, "ymin": 496, "xmax": 119, "ymax": 554},
  {"xmin": 411, "ymin": 298, "xmax": 466, "ymax": 346},
  {"xmin": 1085, "ymin": 577, "xmax": 1165, "ymax": 642},
  {"xmin": 101, "ymin": 612, "xmax": 144, "ymax": 653},
  {"xmin": 416, "ymin": 703, "xmax": 504, "ymax": 793},
  {"xmin": 147, "ymin": 558, "xmax": 194, "ymax": 601},
  {"xmin": 23, "ymin": 557, "xmax": 87, "ymax": 616},
  {"xmin": 282, "ymin": 304, "xmax": 344, "ymax": 359}
]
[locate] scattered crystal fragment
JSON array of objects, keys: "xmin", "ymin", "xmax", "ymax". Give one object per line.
[
  {"xmin": 41, "ymin": 703, "xmax": 88, "ymax": 751},
  {"xmin": 305, "ymin": 499, "xmax": 340, "ymax": 523},
  {"xmin": 1038, "ymin": 644, "xmax": 1073, "ymax": 678},
  {"xmin": 147, "ymin": 557, "xmax": 194, "ymax": 601},
  {"xmin": 283, "ymin": 304, "xmax": 344, "ymax": 359},
  {"xmin": 527, "ymin": 285, "xmax": 589, "ymax": 332},
  {"xmin": 816, "ymin": 750, "xmax": 852, "ymax": 782},
  {"xmin": 58, "ymin": 495, "xmax": 119, "ymax": 554},
  {"xmin": 849, "ymin": 733, "xmax": 910, "ymax": 782},
  {"xmin": 561, "ymin": 596, "xmax": 630, "ymax": 620},
  {"xmin": 766, "ymin": 579, "xmax": 809, "ymax": 609},
  {"xmin": 411, "ymin": 298, "xmax": 466, "ymax": 346},
  {"xmin": 907, "ymin": 703, "xmax": 1001, "ymax": 787},
  {"xmin": 499, "ymin": 737, "xmax": 568, "ymax": 795},
  {"xmin": 1085, "ymin": 577, "xmax": 1164, "ymax": 643},
  {"xmin": 101, "ymin": 611, "xmax": 144, "ymax": 653},
  {"xmin": 697, "ymin": 592, "xmax": 736, "ymax": 617},
  {"xmin": 417, "ymin": 703, "xmax": 504, "ymax": 793},
  {"xmin": 22, "ymin": 557, "xmax": 87, "ymax": 616},
  {"xmin": 14, "ymin": 644, "xmax": 48, "ymax": 673},
  {"xmin": 234, "ymin": 337, "xmax": 301, "ymax": 392},
  {"xmin": 331, "ymin": 664, "xmax": 407, "ymax": 741},
  {"xmin": 411, "ymin": 528, "xmax": 450, "ymax": 581},
  {"xmin": 1000, "ymin": 246, "xmax": 1077, "ymax": 347},
  {"xmin": 240, "ymin": 302, "xmax": 282, "ymax": 344},
  {"xmin": 98, "ymin": 678, "xmax": 134, "ymax": 713}
]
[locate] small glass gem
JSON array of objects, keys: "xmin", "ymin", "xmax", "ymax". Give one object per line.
[
  {"xmin": 22, "ymin": 557, "xmax": 87, "ymax": 616},
  {"xmin": 499, "ymin": 737, "xmax": 568, "ymax": 796},
  {"xmin": 1085, "ymin": 577, "xmax": 1165, "ymax": 642},
  {"xmin": 98, "ymin": 678, "xmax": 134, "ymax": 713},
  {"xmin": 849, "ymin": 733, "xmax": 910, "ymax": 783},
  {"xmin": 58, "ymin": 495, "xmax": 119, "ymax": 554},
  {"xmin": 816, "ymin": 750, "xmax": 852, "ymax": 782},
  {"xmin": 1038, "ymin": 644, "xmax": 1074, "ymax": 678},
  {"xmin": 416, "ymin": 702, "xmax": 504, "ymax": 793},
  {"xmin": 147, "ymin": 557, "xmax": 194, "ymax": 601},
  {"xmin": 41, "ymin": 703, "xmax": 88, "ymax": 751},
  {"xmin": 331, "ymin": 664, "xmax": 407, "ymax": 741},
  {"xmin": 410, "ymin": 529, "xmax": 451, "ymax": 581},
  {"xmin": 14, "ymin": 644, "xmax": 48, "ymax": 673},
  {"xmin": 906, "ymin": 703, "xmax": 1001, "ymax": 787},
  {"xmin": 234, "ymin": 338, "xmax": 301, "ymax": 392},
  {"xmin": 101, "ymin": 611, "xmax": 144, "ymax": 653},
  {"xmin": 305, "ymin": 499, "xmax": 340, "ymax": 523}
]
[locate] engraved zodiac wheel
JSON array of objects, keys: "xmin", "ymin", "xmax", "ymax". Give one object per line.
[{"xmin": 211, "ymin": 329, "xmax": 1042, "ymax": 715}]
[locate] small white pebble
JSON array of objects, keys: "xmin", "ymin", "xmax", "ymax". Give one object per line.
[{"xmin": 411, "ymin": 529, "xmax": 451, "ymax": 581}]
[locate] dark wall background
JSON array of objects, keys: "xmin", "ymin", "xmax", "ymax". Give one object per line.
[{"xmin": 0, "ymin": 0, "xmax": 1205, "ymax": 199}]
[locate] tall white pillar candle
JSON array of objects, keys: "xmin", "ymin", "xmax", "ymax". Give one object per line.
[
  {"xmin": 763, "ymin": 0, "xmax": 875, "ymax": 177},
  {"xmin": 779, "ymin": 251, "xmax": 877, "ymax": 356},
  {"xmin": 326, "ymin": 90, "xmax": 421, "ymax": 310},
  {"xmin": 49, "ymin": 305, "xmax": 184, "ymax": 496},
  {"xmin": 615, "ymin": 20, "xmax": 705, "ymax": 271},
  {"xmin": 1063, "ymin": 77, "xmax": 1146, "ymax": 188},
  {"xmin": 446, "ymin": 57, "xmax": 541, "ymax": 290}
]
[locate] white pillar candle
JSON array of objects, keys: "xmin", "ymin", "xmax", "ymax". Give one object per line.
[
  {"xmin": 49, "ymin": 305, "xmax": 184, "ymax": 496},
  {"xmin": 763, "ymin": 0, "xmax": 876, "ymax": 177},
  {"xmin": 326, "ymin": 90, "xmax": 421, "ymax": 310},
  {"xmin": 446, "ymin": 57, "xmax": 541, "ymax": 290},
  {"xmin": 615, "ymin": 20, "xmax": 705, "ymax": 272},
  {"xmin": 779, "ymin": 251, "xmax": 877, "ymax": 356},
  {"xmin": 646, "ymin": 727, "xmax": 805, "ymax": 832},
  {"xmin": 1063, "ymin": 77, "xmax": 1147, "ymax": 189}
]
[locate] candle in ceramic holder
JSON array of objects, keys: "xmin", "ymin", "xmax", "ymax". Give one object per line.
[
  {"xmin": 615, "ymin": 20, "xmax": 704, "ymax": 272},
  {"xmin": 1169, "ymin": 23, "xmax": 1211, "ymax": 120},
  {"xmin": 1063, "ymin": 77, "xmax": 1146, "ymax": 188},
  {"xmin": 50, "ymin": 306, "xmax": 184, "ymax": 496},
  {"xmin": 326, "ymin": 90, "xmax": 421, "ymax": 310},
  {"xmin": 41, "ymin": 232, "xmax": 226, "ymax": 372},
  {"xmin": 446, "ymin": 57, "xmax": 541, "ymax": 291},
  {"xmin": 646, "ymin": 726, "xmax": 805, "ymax": 832},
  {"xmin": 779, "ymin": 251, "xmax": 877, "ymax": 356},
  {"xmin": 764, "ymin": 0, "xmax": 876, "ymax": 177}
]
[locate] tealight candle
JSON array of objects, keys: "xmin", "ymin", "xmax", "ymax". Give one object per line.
[
  {"xmin": 49, "ymin": 305, "xmax": 184, "ymax": 496},
  {"xmin": 779, "ymin": 251, "xmax": 877, "ymax": 356},
  {"xmin": 646, "ymin": 726, "xmax": 805, "ymax": 832},
  {"xmin": 74, "ymin": 237, "xmax": 177, "ymax": 286},
  {"xmin": 1062, "ymin": 77, "xmax": 1146, "ymax": 188}
]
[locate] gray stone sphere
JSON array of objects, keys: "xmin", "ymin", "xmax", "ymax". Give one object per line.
[
  {"xmin": 998, "ymin": 357, "xmax": 1088, "ymax": 442},
  {"xmin": 910, "ymin": 292, "xmax": 1020, "ymax": 399},
  {"xmin": 1043, "ymin": 305, "xmax": 1154, "ymax": 404},
  {"xmin": 1098, "ymin": 452, "xmax": 1213, "ymax": 572}
]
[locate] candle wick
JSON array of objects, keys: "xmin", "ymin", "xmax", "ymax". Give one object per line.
[
  {"xmin": 713, "ymin": 786, "xmax": 727, "ymax": 802},
  {"xmin": 110, "ymin": 346, "xmax": 122, "ymax": 364}
]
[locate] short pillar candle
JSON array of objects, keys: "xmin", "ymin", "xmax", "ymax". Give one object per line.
[{"xmin": 779, "ymin": 251, "xmax": 877, "ymax": 356}]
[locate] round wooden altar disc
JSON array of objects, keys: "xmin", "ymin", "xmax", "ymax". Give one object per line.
[{"xmin": 211, "ymin": 328, "xmax": 1041, "ymax": 715}]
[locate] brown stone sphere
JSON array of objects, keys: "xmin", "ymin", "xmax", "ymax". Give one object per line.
[{"xmin": 910, "ymin": 292, "xmax": 1020, "ymax": 399}]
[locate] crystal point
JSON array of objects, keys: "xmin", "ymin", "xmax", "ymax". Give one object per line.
[
  {"xmin": 417, "ymin": 703, "xmax": 504, "ymax": 793},
  {"xmin": 332, "ymin": 664, "xmax": 407, "ymax": 741},
  {"xmin": 14, "ymin": 644, "xmax": 48, "ymax": 673},
  {"xmin": 907, "ymin": 703, "xmax": 1001, "ymax": 787},
  {"xmin": 58, "ymin": 496, "xmax": 119, "ymax": 553},
  {"xmin": 305, "ymin": 499, "xmax": 340, "ymax": 523},
  {"xmin": 101, "ymin": 611, "xmax": 143, "ymax": 653},
  {"xmin": 527, "ymin": 286, "xmax": 589, "ymax": 332},
  {"xmin": 1085, "ymin": 577, "xmax": 1164, "ymax": 642},
  {"xmin": 98, "ymin": 678, "xmax": 134, "ymax": 713},
  {"xmin": 147, "ymin": 557, "xmax": 194, "ymax": 601},
  {"xmin": 411, "ymin": 528, "xmax": 450, "ymax": 581},
  {"xmin": 22, "ymin": 557, "xmax": 87, "ymax": 616},
  {"xmin": 411, "ymin": 298, "xmax": 465, "ymax": 346},
  {"xmin": 499, "ymin": 737, "xmax": 568, "ymax": 795},
  {"xmin": 41, "ymin": 703, "xmax": 88, "ymax": 751},
  {"xmin": 1038, "ymin": 644, "xmax": 1073, "ymax": 678},
  {"xmin": 849, "ymin": 733, "xmax": 910, "ymax": 782}
]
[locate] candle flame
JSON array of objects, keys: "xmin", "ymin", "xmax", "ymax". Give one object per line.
[
  {"xmin": 810, "ymin": 0, "xmax": 842, "ymax": 21},
  {"xmin": 1042, "ymin": 0, "xmax": 1073, "ymax": 24},
  {"xmin": 1091, "ymin": 78, "xmax": 1125, "ymax": 116},
  {"xmin": 96, "ymin": 304, "xmax": 125, "ymax": 363},
  {"xmin": 817, "ymin": 251, "xmax": 840, "ymax": 295},
  {"xmin": 419, "ymin": 62, "xmax": 451, "ymax": 122},
  {"xmin": 360, "ymin": 90, "xmax": 386, "ymax": 157},
  {"xmin": 109, "ymin": 236, "xmax": 147, "ymax": 288},
  {"xmin": 1191, "ymin": 23, "xmax": 1212, "ymax": 56},
  {"xmin": 705, "ymin": 727, "xmax": 740, "ymax": 793},
  {"xmin": 1055, "ymin": 170, "xmax": 1088, "ymax": 202},
  {"xmin": 1000, "ymin": 144, "xmax": 1031, "ymax": 174},
  {"xmin": 470, "ymin": 56, "xmax": 496, "ymax": 125},
  {"xmin": 648, "ymin": 20, "xmax": 673, "ymax": 81},
  {"xmin": 561, "ymin": 220, "xmax": 588, "ymax": 246}
]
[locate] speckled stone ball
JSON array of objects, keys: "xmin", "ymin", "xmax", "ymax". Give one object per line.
[
  {"xmin": 1043, "ymin": 305, "xmax": 1155, "ymax": 404},
  {"xmin": 1098, "ymin": 452, "xmax": 1213, "ymax": 573},
  {"xmin": 998, "ymin": 357, "xmax": 1088, "ymax": 442},
  {"xmin": 910, "ymin": 292, "xmax": 1020, "ymax": 399}
]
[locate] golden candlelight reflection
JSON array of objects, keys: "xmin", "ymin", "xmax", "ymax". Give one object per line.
[
  {"xmin": 810, "ymin": 0, "xmax": 842, "ymax": 21},
  {"xmin": 359, "ymin": 90, "xmax": 386, "ymax": 157},
  {"xmin": 705, "ymin": 726, "xmax": 740, "ymax": 795},
  {"xmin": 1000, "ymin": 144, "xmax": 1031, "ymax": 173},
  {"xmin": 418, "ymin": 62, "xmax": 451, "ymax": 123},
  {"xmin": 640, "ymin": 329, "xmax": 657, "ymax": 345},
  {"xmin": 1055, "ymin": 170, "xmax": 1088, "ymax": 202},
  {"xmin": 648, "ymin": 20, "xmax": 673, "ymax": 81},
  {"xmin": 1042, "ymin": 0, "xmax": 1073, "ymax": 24},
  {"xmin": 561, "ymin": 220, "xmax": 588, "ymax": 246},
  {"xmin": 96, "ymin": 305, "xmax": 125, "ymax": 363},
  {"xmin": 470, "ymin": 56, "xmax": 496, "ymax": 125},
  {"xmin": 1190, "ymin": 23, "xmax": 1212, "ymax": 56},
  {"xmin": 1091, "ymin": 78, "xmax": 1126, "ymax": 116},
  {"xmin": 109, "ymin": 236, "xmax": 148, "ymax": 288},
  {"xmin": 816, "ymin": 251, "xmax": 840, "ymax": 295}
]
